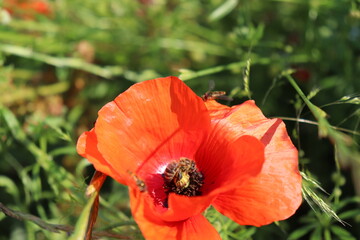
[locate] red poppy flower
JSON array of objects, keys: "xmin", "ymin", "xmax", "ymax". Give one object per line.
[
  {"xmin": 77, "ymin": 76, "xmax": 302, "ymax": 239},
  {"xmin": 3, "ymin": 0, "xmax": 52, "ymax": 19}
]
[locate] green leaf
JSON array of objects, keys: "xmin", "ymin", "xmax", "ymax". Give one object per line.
[
  {"xmin": 45, "ymin": 119, "xmax": 72, "ymax": 142},
  {"xmin": 338, "ymin": 209, "xmax": 360, "ymax": 220},
  {"xmin": 330, "ymin": 226, "xmax": 356, "ymax": 240},
  {"xmin": 310, "ymin": 227, "xmax": 322, "ymax": 240},
  {"xmin": 75, "ymin": 159, "xmax": 92, "ymax": 179},
  {"xmin": 49, "ymin": 146, "xmax": 76, "ymax": 157},
  {"xmin": 0, "ymin": 176, "xmax": 20, "ymax": 203},
  {"xmin": 208, "ymin": 0, "xmax": 239, "ymax": 22},
  {"xmin": 0, "ymin": 106, "xmax": 27, "ymax": 143},
  {"xmin": 0, "ymin": 44, "xmax": 124, "ymax": 79},
  {"xmin": 68, "ymin": 194, "xmax": 97, "ymax": 240},
  {"xmin": 0, "ymin": 106, "xmax": 45, "ymax": 160},
  {"xmin": 324, "ymin": 229, "xmax": 332, "ymax": 240},
  {"xmin": 335, "ymin": 197, "xmax": 360, "ymax": 212},
  {"xmin": 288, "ymin": 224, "xmax": 316, "ymax": 240},
  {"xmin": 236, "ymin": 227, "xmax": 256, "ymax": 239}
]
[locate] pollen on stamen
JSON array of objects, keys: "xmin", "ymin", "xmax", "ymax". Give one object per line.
[{"xmin": 162, "ymin": 158, "xmax": 204, "ymax": 197}]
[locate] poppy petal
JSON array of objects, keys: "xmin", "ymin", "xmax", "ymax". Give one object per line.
[
  {"xmin": 179, "ymin": 214, "xmax": 221, "ymax": 240},
  {"xmin": 94, "ymin": 76, "xmax": 210, "ymax": 185},
  {"xmin": 207, "ymin": 100, "xmax": 302, "ymax": 226},
  {"xmin": 205, "ymin": 100, "xmax": 268, "ymax": 130},
  {"xmin": 76, "ymin": 129, "xmax": 127, "ymax": 184},
  {"xmin": 129, "ymin": 188, "xmax": 221, "ymax": 240},
  {"xmin": 155, "ymin": 193, "xmax": 216, "ymax": 222},
  {"xmin": 196, "ymin": 134, "xmax": 265, "ymax": 195}
]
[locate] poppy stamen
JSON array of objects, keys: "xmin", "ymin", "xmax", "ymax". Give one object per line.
[{"xmin": 162, "ymin": 158, "xmax": 204, "ymax": 197}]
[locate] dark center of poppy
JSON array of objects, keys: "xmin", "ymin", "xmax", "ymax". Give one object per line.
[{"xmin": 162, "ymin": 157, "xmax": 204, "ymax": 197}]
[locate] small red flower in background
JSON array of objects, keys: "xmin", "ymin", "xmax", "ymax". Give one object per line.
[
  {"xmin": 77, "ymin": 76, "xmax": 302, "ymax": 239},
  {"xmin": 293, "ymin": 67, "xmax": 311, "ymax": 83},
  {"xmin": 3, "ymin": 0, "xmax": 52, "ymax": 19}
]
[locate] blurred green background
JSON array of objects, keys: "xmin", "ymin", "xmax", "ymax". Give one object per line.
[{"xmin": 0, "ymin": 0, "xmax": 359, "ymax": 239}]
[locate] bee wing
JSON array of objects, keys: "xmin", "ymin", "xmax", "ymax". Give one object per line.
[{"xmin": 208, "ymin": 79, "xmax": 215, "ymax": 91}]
